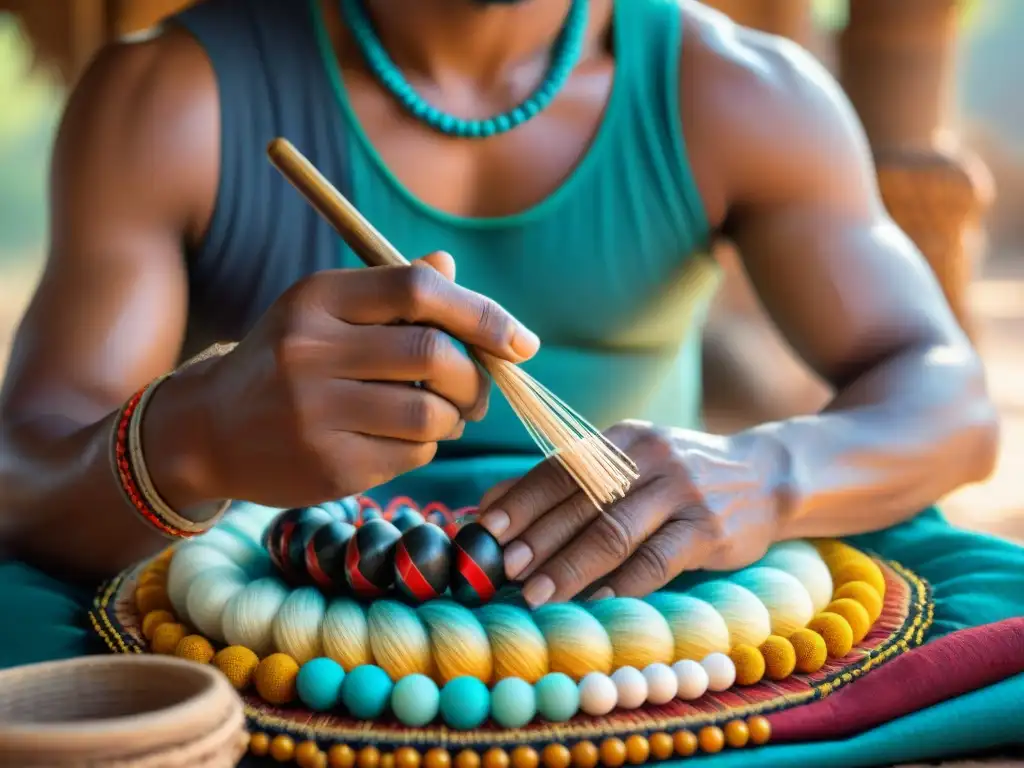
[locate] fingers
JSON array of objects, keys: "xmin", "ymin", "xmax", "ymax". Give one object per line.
[
  {"xmin": 330, "ymin": 324, "xmax": 490, "ymax": 418},
  {"xmin": 519, "ymin": 476, "xmax": 678, "ymax": 608},
  {"xmin": 310, "ymin": 263, "xmax": 540, "ymax": 363},
  {"xmin": 596, "ymin": 519, "xmax": 700, "ymax": 599},
  {"xmin": 343, "ymin": 432, "xmax": 441, "ymax": 492},
  {"xmin": 417, "ymin": 251, "xmax": 456, "ymax": 282},
  {"xmin": 323, "ymin": 380, "xmax": 463, "ymax": 443}
]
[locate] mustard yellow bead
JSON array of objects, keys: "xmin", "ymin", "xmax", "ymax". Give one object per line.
[
  {"xmin": 358, "ymin": 746, "xmax": 381, "ymax": 768},
  {"xmin": 297, "ymin": 742, "xmax": 325, "ymax": 768},
  {"xmin": 381, "ymin": 753, "xmax": 395, "ymax": 768},
  {"xmin": 398, "ymin": 747, "xmax": 424, "ymax": 768},
  {"xmin": 698, "ymin": 727, "xmax": 725, "ymax": 754},
  {"xmin": 759, "ymin": 635, "xmax": 797, "ymax": 680},
  {"xmin": 806, "ymin": 613, "xmax": 854, "ymax": 659},
  {"xmin": 270, "ymin": 735, "xmax": 296, "ymax": 762},
  {"xmin": 213, "ymin": 645, "xmax": 261, "ymax": 691},
  {"xmin": 648, "ymin": 734, "xmax": 674, "ymax": 761},
  {"xmin": 250, "ymin": 733, "xmax": 271, "ymax": 757},
  {"xmin": 541, "ymin": 744, "xmax": 571, "ymax": 768},
  {"xmin": 511, "ymin": 746, "xmax": 538, "ymax": 768},
  {"xmin": 569, "ymin": 742, "xmax": 598, "ymax": 768},
  {"xmin": 151, "ymin": 622, "xmax": 188, "ymax": 655},
  {"xmin": 329, "ymin": 744, "xmax": 356, "ymax": 768},
  {"xmin": 598, "ymin": 739, "xmax": 626, "ymax": 768},
  {"xmin": 729, "ymin": 644, "xmax": 766, "ymax": 686},
  {"xmin": 424, "ymin": 748, "xmax": 451, "ymax": 768},
  {"xmin": 723, "ymin": 720, "xmax": 749, "ymax": 749},
  {"xmin": 748, "ymin": 715, "xmax": 772, "ymax": 745},
  {"xmin": 826, "ymin": 598, "xmax": 872, "ymax": 645},
  {"xmin": 174, "ymin": 634, "xmax": 215, "ymax": 664},
  {"xmin": 137, "ymin": 570, "xmax": 167, "ymax": 590},
  {"xmin": 789, "ymin": 628, "xmax": 828, "ymax": 673},
  {"xmin": 834, "ymin": 581, "xmax": 883, "ymax": 623},
  {"xmin": 254, "ymin": 653, "xmax": 300, "ymax": 705},
  {"xmin": 141, "ymin": 610, "xmax": 176, "ymax": 641},
  {"xmin": 832, "ymin": 559, "xmax": 886, "ymax": 600},
  {"xmin": 672, "ymin": 731, "xmax": 697, "ymax": 758},
  {"xmin": 482, "ymin": 748, "xmax": 508, "ymax": 768},
  {"xmin": 624, "ymin": 735, "xmax": 649, "ymax": 765},
  {"xmin": 135, "ymin": 585, "xmax": 173, "ymax": 616}
]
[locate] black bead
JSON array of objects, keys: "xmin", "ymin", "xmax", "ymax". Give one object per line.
[
  {"xmin": 305, "ymin": 520, "xmax": 357, "ymax": 593},
  {"xmin": 263, "ymin": 507, "xmax": 335, "ymax": 582},
  {"xmin": 394, "ymin": 523, "xmax": 451, "ymax": 603},
  {"xmin": 345, "ymin": 518, "xmax": 402, "ymax": 597},
  {"xmin": 450, "ymin": 522, "xmax": 506, "ymax": 606},
  {"xmin": 390, "ymin": 506, "xmax": 426, "ymax": 534}
]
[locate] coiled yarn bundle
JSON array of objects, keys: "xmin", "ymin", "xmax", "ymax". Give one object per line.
[{"xmin": 164, "ymin": 498, "xmax": 886, "ymax": 694}]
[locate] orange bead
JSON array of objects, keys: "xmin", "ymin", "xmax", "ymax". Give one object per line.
[
  {"xmin": 697, "ymin": 727, "xmax": 725, "ymax": 754},
  {"xmin": 249, "ymin": 733, "xmax": 271, "ymax": 757},
  {"xmin": 748, "ymin": 715, "xmax": 772, "ymax": 746},
  {"xmin": 724, "ymin": 720, "xmax": 749, "ymax": 749},
  {"xmin": 425, "ymin": 748, "xmax": 452, "ymax": 768},
  {"xmin": 358, "ymin": 746, "xmax": 382, "ymax": 768},
  {"xmin": 270, "ymin": 735, "xmax": 297, "ymax": 762},
  {"xmin": 397, "ymin": 747, "xmax": 424, "ymax": 768},
  {"xmin": 624, "ymin": 735, "xmax": 649, "ymax": 765},
  {"xmin": 381, "ymin": 754, "xmax": 395, "ymax": 768},
  {"xmin": 569, "ymin": 742, "xmax": 598, "ymax": 768},
  {"xmin": 296, "ymin": 741, "xmax": 322, "ymax": 766},
  {"xmin": 511, "ymin": 747, "xmax": 538, "ymax": 768},
  {"xmin": 482, "ymin": 748, "xmax": 509, "ymax": 768},
  {"xmin": 598, "ymin": 738, "xmax": 626, "ymax": 768},
  {"xmin": 648, "ymin": 734, "xmax": 673, "ymax": 761},
  {"xmin": 672, "ymin": 731, "xmax": 697, "ymax": 758},
  {"xmin": 541, "ymin": 744, "xmax": 571, "ymax": 768},
  {"xmin": 329, "ymin": 745, "xmax": 357, "ymax": 768}
]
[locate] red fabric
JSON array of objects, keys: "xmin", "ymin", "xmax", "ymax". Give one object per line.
[{"xmin": 770, "ymin": 618, "xmax": 1024, "ymax": 742}]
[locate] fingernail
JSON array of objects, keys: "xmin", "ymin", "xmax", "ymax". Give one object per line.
[
  {"xmin": 590, "ymin": 587, "xmax": 615, "ymax": 601},
  {"xmin": 479, "ymin": 510, "xmax": 510, "ymax": 537},
  {"xmin": 511, "ymin": 326, "xmax": 541, "ymax": 361},
  {"xmin": 523, "ymin": 575, "xmax": 555, "ymax": 608},
  {"xmin": 443, "ymin": 421, "xmax": 466, "ymax": 441},
  {"xmin": 503, "ymin": 541, "xmax": 533, "ymax": 579}
]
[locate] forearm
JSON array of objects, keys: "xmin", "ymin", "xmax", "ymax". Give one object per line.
[
  {"xmin": 0, "ymin": 367, "xmax": 219, "ymax": 579},
  {"xmin": 739, "ymin": 340, "xmax": 999, "ymax": 540}
]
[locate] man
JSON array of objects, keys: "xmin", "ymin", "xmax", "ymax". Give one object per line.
[{"xmin": 0, "ymin": 0, "xmax": 1020, "ymax": 721}]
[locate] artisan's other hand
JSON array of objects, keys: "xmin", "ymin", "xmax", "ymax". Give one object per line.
[
  {"xmin": 477, "ymin": 421, "xmax": 778, "ymax": 607},
  {"xmin": 165, "ymin": 252, "xmax": 539, "ymax": 510}
]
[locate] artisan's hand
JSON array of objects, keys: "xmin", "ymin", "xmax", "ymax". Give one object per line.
[
  {"xmin": 182, "ymin": 252, "xmax": 539, "ymax": 508},
  {"xmin": 477, "ymin": 421, "xmax": 779, "ymax": 607}
]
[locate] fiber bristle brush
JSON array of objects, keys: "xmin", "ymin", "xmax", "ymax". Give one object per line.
[{"xmin": 266, "ymin": 138, "xmax": 639, "ymax": 509}]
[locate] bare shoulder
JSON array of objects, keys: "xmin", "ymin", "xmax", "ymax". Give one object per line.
[
  {"xmin": 677, "ymin": 2, "xmax": 876, "ymax": 223},
  {"xmin": 53, "ymin": 24, "xmax": 220, "ymax": 247}
]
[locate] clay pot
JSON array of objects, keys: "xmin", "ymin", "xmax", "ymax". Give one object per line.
[{"xmin": 0, "ymin": 655, "xmax": 248, "ymax": 767}]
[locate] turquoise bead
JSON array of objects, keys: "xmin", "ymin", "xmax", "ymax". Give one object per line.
[
  {"xmin": 339, "ymin": 0, "xmax": 589, "ymax": 139},
  {"xmin": 534, "ymin": 672, "xmax": 580, "ymax": 723},
  {"xmin": 490, "ymin": 678, "xmax": 537, "ymax": 728},
  {"xmin": 296, "ymin": 657, "xmax": 346, "ymax": 712},
  {"xmin": 439, "ymin": 676, "xmax": 490, "ymax": 729},
  {"xmin": 341, "ymin": 665, "xmax": 394, "ymax": 719},
  {"xmin": 391, "ymin": 673, "xmax": 441, "ymax": 727}
]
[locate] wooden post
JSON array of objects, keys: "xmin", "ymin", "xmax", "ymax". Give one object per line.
[{"xmin": 839, "ymin": 0, "xmax": 992, "ymax": 335}]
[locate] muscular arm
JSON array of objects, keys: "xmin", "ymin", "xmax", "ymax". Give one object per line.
[
  {"xmin": 0, "ymin": 30, "xmax": 221, "ymax": 577},
  {"xmin": 685, "ymin": 9, "xmax": 999, "ymax": 537}
]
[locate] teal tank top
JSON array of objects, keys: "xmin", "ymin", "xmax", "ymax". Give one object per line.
[{"xmin": 312, "ymin": 0, "xmax": 720, "ymax": 506}]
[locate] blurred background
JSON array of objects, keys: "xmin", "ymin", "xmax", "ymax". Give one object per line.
[{"xmin": 0, "ymin": 0, "xmax": 1021, "ymax": 540}]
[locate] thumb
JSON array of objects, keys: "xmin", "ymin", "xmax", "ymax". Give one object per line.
[{"xmin": 416, "ymin": 251, "xmax": 457, "ymax": 282}]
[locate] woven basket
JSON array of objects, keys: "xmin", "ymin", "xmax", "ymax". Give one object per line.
[{"xmin": 0, "ymin": 655, "xmax": 248, "ymax": 768}]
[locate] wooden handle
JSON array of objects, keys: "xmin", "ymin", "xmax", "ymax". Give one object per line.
[{"xmin": 266, "ymin": 137, "xmax": 409, "ymax": 268}]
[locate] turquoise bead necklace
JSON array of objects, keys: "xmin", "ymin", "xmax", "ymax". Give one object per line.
[{"xmin": 339, "ymin": 0, "xmax": 590, "ymax": 138}]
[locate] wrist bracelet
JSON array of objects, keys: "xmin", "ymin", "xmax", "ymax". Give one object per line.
[{"xmin": 112, "ymin": 374, "xmax": 230, "ymax": 539}]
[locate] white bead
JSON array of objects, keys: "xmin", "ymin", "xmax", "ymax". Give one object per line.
[
  {"xmin": 701, "ymin": 652, "xmax": 737, "ymax": 692},
  {"xmin": 610, "ymin": 666, "xmax": 647, "ymax": 710},
  {"xmin": 671, "ymin": 659, "xmax": 709, "ymax": 700},
  {"xmin": 642, "ymin": 663, "xmax": 678, "ymax": 705},
  {"xmin": 578, "ymin": 672, "xmax": 618, "ymax": 716}
]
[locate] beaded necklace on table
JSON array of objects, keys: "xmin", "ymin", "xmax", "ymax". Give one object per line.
[{"xmin": 338, "ymin": 0, "xmax": 590, "ymax": 138}]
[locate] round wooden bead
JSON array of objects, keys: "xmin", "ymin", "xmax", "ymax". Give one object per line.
[
  {"xmin": 381, "ymin": 754, "xmax": 396, "ymax": 768},
  {"xmin": 396, "ymin": 748, "xmax": 423, "ymax": 768},
  {"xmin": 329, "ymin": 745, "xmax": 356, "ymax": 768},
  {"xmin": 748, "ymin": 715, "xmax": 772, "ymax": 745},
  {"xmin": 424, "ymin": 748, "xmax": 451, "ymax": 768},
  {"xmin": 724, "ymin": 720, "xmax": 750, "ymax": 749},
  {"xmin": 698, "ymin": 726, "xmax": 725, "ymax": 754},
  {"xmin": 394, "ymin": 523, "xmax": 451, "ymax": 602},
  {"xmin": 358, "ymin": 746, "xmax": 381, "ymax": 768},
  {"xmin": 454, "ymin": 750, "xmax": 479, "ymax": 768},
  {"xmin": 541, "ymin": 744, "xmax": 571, "ymax": 768},
  {"xmin": 510, "ymin": 746, "xmax": 538, "ymax": 768},
  {"xmin": 297, "ymin": 741, "xmax": 324, "ymax": 768},
  {"xmin": 450, "ymin": 523, "xmax": 506, "ymax": 606},
  {"xmin": 305, "ymin": 520, "xmax": 357, "ymax": 593},
  {"xmin": 264, "ymin": 507, "xmax": 335, "ymax": 581},
  {"xmin": 624, "ymin": 735, "xmax": 649, "ymax": 765},
  {"xmin": 482, "ymin": 748, "xmax": 509, "ymax": 768},
  {"xmin": 249, "ymin": 733, "xmax": 270, "ymax": 757},
  {"xmin": 345, "ymin": 519, "xmax": 403, "ymax": 597},
  {"xmin": 672, "ymin": 731, "xmax": 698, "ymax": 758},
  {"xmin": 598, "ymin": 738, "xmax": 626, "ymax": 768},
  {"xmin": 569, "ymin": 742, "xmax": 598, "ymax": 768},
  {"xmin": 270, "ymin": 735, "xmax": 297, "ymax": 762},
  {"xmin": 648, "ymin": 734, "xmax": 673, "ymax": 761}
]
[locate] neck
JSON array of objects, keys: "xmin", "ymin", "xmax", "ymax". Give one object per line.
[{"xmin": 352, "ymin": 0, "xmax": 579, "ymax": 83}]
